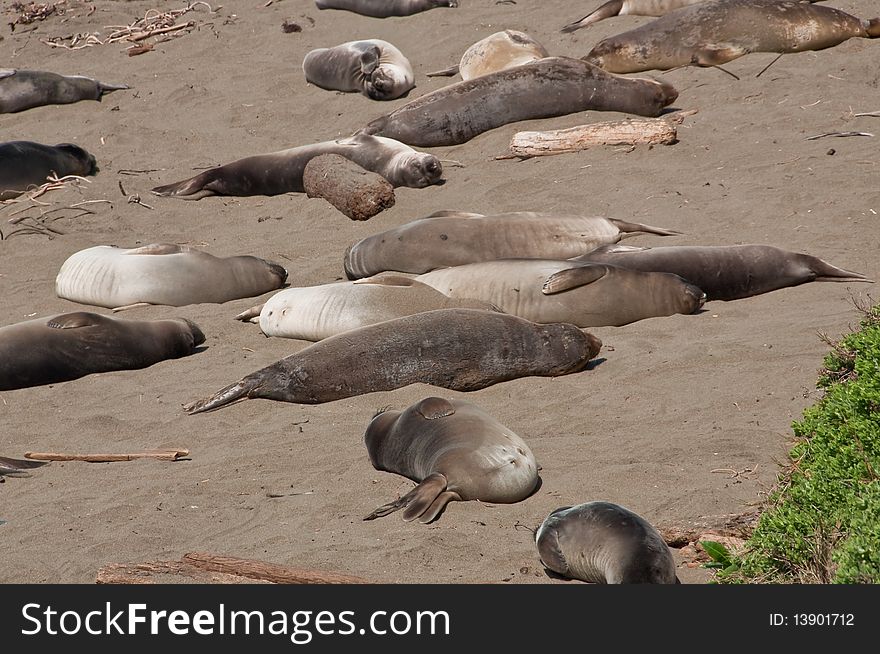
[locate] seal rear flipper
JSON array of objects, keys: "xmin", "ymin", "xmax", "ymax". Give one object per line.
[
  {"xmin": 184, "ymin": 378, "xmax": 259, "ymax": 415},
  {"xmin": 808, "ymin": 258, "xmax": 872, "ymax": 283},
  {"xmin": 97, "ymin": 81, "xmax": 130, "ymax": 96},
  {"xmin": 609, "ymin": 219, "xmax": 682, "ymax": 237},
  {"xmin": 542, "ymin": 265, "xmax": 608, "ymax": 295},
  {"xmin": 416, "ymin": 490, "xmax": 460, "ymax": 523},
  {"xmin": 423, "ymin": 210, "xmax": 485, "ymax": 219},
  {"xmin": 46, "ymin": 312, "xmax": 101, "ymax": 329},
  {"xmin": 0, "ymin": 69, "xmax": 15, "ymax": 80},
  {"xmin": 0, "ymin": 456, "xmax": 49, "ymax": 476},
  {"xmin": 561, "ymin": 0, "xmax": 624, "ymax": 33},
  {"xmin": 151, "ymin": 171, "xmax": 216, "ymax": 199},
  {"xmin": 363, "ymin": 472, "xmax": 448, "ymax": 521},
  {"xmin": 692, "ymin": 45, "xmax": 745, "ymax": 67},
  {"xmin": 234, "ymin": 304, "xmax": 265, "ymax": 322},
  {"xmin": 425, "ymin": 63, "xmax": 460, "ymax": 78},
  {"xmin": 126, "ymin": 243, "xmax": 188, "ymax": 255}
]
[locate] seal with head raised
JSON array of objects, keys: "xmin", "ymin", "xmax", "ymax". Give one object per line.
[
  {"xmin": 151, "ymin": 133, "xmax": 442, "ymax": 200},
  {"xmin": 0, "ymin": 69, "xmax": 128, "ymax": 114},
  {"xmin": 0, "ymin": 141, "xmax": 96, "ymax": 201},
  {"xmin": 363, "ymin": 397, "xmax": 540, "ymax": 523},
  {"xmin": 571, "ymin": 244, "xmax": 872, "ymax": 301},
  {"xmin": 535, "ymin": 501, "xmax": 680, "ymax": 583},
  {"xmin": 314, "ymin": 0, "xmax": 458, "ymax": 18},
  {"xmin": 360, "ymin": 56, "xmax": 678, "ymax": 147},
  {"xmin": 583, "ymin": 0, "xmax": 880, "ymax": 74},
  {"xmin": 426, "ymin": 30, "xmax": 549, "ymax": 80},
  {"xmin": 0, "ymin": 312, "xmax": 205, "ymax": 391},
  {"xmin": 343, "ymin": 210, "xmax": 681, "ymax": 279},
  {"xmin": 184, "ymin": 308, "xmax": 602, "ymax": 414},
  {"xmin": 55, "ymin": 243, "xmax": 288, "ymax": 310},
  {"xmin": 415, "ymin": 259, "xmax": 706, "ymax": 327},
  {"xmin": 303, "ymin": 39, "xmax": 414, "ymax": 100}
]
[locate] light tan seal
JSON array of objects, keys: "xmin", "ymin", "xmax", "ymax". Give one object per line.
[
  {"xmin": 536, "ymin": 501, "xmax": 680, "ymax": 584},
  {"xmin": 55, "ymin": 243, "xmax": 288, "ymax": 310},
  {"xmin": 426, "ymin": 30, "xmax": 549, "ymax": 80},
  {"xmin": 584, "ymin": 0, "xmax": 880, "ymax": 74},
  {"xmin": 303, "ymin": 40, "xmax": 414, "ymax": 100},
  {"xmin": 315, "ymin": 0, "xmax": 458, "ymax": 18},
  {"xmin": 415, "ymin": 259, "xmax": 706, "ymax": 327},
  {"xmin": 363, "ymin": 397, "xmax": 540, "ymax": 523},
  {"xmin": 0, "ymin": 69, "xmax": 128, "ymax": 113},
  {"xmin": 343, "ymin": 210, "xmax": 681, "ymax": 279}
]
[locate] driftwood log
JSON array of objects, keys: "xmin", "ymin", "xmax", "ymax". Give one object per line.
[
  {"xmin": 24, "ymin": 448, "xmax": 189, "ymax": 462},
  {"xmin": 303, "ymin": 154, "xmax": 395, "ymax": 221}
]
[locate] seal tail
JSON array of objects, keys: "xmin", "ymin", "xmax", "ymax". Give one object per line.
[
  {"xmin": 234, "ymin": 304, "xmax": 265, "ymax": 323},
  {"xmin": 184, "ymin": 377, "xmax": 259, "ymax": 415},
  {"xmin": 810, "ymin": 258, "xmax": 873, "ymax": 283},
  {"xmin": 363, "ymin": 473, "xmax": 457, "ymax": 523},
  {"xmin": 610, "ymin": 218, "xmax": 683, "ymax": 238},
  {"xmin": 425, "ymin": 63, "xmax": 460, "ymax": 78},
  {"xmin": 98, "ymin": 81, "xmax": 130, "ymax": 96},
  {"xmin": 151, "ymin": 170, "xmax": 215, "ymax": 199},
  {"xmin": 561, "ymin": 0, "xmax": 623, "ymax": 33},
  {"xmin": 867, "ymin": 18, "xmax": 880, "ymax": 38}
]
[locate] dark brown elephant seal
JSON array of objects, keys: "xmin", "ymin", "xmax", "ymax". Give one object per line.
[
  {"xmin": 0, "ymin": 141, "xmax": 97, "ymax": 201},
  {"xmin": 0, "ymin": 312, "xmax": 205, "ymax": 391},
  {"xmin": 0, "ymin": 69, "xmax": 128, "ymax": 113},
  {"xmin": 315, "ymin": 0, "xmax": 458, "ymax": 18},
  {"xmin": 344, "ymin": 210, "xmax": 680, "ymax": 279},
  {"xmin": 572, "ymin": 244, "xmax": 872, "ymax": 301},
  {"xmin": 584, "ymin": 0, "xmax": 880, "ymax": 74},
  {"xmin": 151, "ymin": 133, "xmax": 442, "ymax": 199},
  {"xmin": 303, "ymin": 39, "xmax": 414, "ymax": 100},
  {"xmin": 416, "ymin": 259, "xmax": 706, "ymax": 327},
  {"xmin": 536, "ymin": 501, "xmax": 680, "ymax": 584},
  {"xmin": 360, "ymin": 56, "xmax": 678, "ymax": 147},
  {"xmin": 363, "ymin": 397, "xmax": 539, "ymax": 523},
  {"xmin": 184, "ymin": 308, "xmax": 602, "ymax": 414}
]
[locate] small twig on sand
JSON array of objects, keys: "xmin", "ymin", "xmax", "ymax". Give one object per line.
[
  {"xmin": 854, "ymin": 111, "xmax": 880, "ymax": 118},
  {"xmin": 805, "ymin": 131, "xmax": 874, "ymax": 141},
  {"xmin": 25, "ymin": 449, "xmax": 190, "ymax": 462}
]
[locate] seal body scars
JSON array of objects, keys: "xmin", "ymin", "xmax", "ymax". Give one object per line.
[
  {"xmin": 314, "ymin": 0, "xmax": 458, "ymax": 18},
  {"xmin": 0, "ymin": 141, "xmax": 97, "ymax": 201},
  {"xmin": 0, "ymin": 69, "xmax": 128, "ymax": 114},
  {"xmin": 360, "ymin": 56, "xmax": 678, "ymax": 147},
  {"xmin": 303, "ymin": 40, "xmax": 414, "ymax": 100},
  {"xmin": 572, "ymin": 244, "xmax": 872, "ymax": 301},
  {"xmin": 343, "ymin": 211, "xmax": 681, "ymax": 279},
  {"xmin": 535, "ymin": 501, "xmax": 679, "ymax": 583},
  {"xmin": 184, "ymin": 308, "xmax": 602, "ymax": 414},
  {"xmin": 55, "ymin": 244, "xmax": 288, "ymax": 309},
  {"xmin": 363, "ymin": 397, "xmax": 540, "ymax": 522},
  {"xmin": 0, "ymin": 312, "xmax": 205, "ymax": 391},
  {"xmin": 415, "ymin": 259, "xmax": 705, "ymax": 327},
  {"xmin": 150, "ymin": 133, "xmax": 442, "ymax": 199},
  {"xmin": 583, "ymin": 0, "xmax": 880, "ymax": 74}
]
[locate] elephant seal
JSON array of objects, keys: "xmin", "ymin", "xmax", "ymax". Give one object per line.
[
  {"xmin": 536, "ymin": 501, "xmax": 680, "ymax": 584},
  {"xmin": 571, "ymin": 244, "xmax": 872, "ymax": 301},
  {"xmin": 562, "ymin": 0, "xmax": 713, "ymax": 33},
  {"xmin": 55, "ymin": 243, "xmax": 288, "ymax": 310},
  {"xmin": 415, "ymin": 259, "xmax": 705, "ymax": 327},
  {"xmin": 0, "ymin": 69, "xmax": 128, "ymax": 113},
  {"xmin": 426, "ymin": 30, "xmax": 549, "ymax": 80},
  {"xmin": 184, "ymin": 308, "xmax": 602, "ymax": 414},
  {"xmin": 303, "ymin": 39, "xmax": 414, "ymax": 100},
  {"xmin": 583, "ymin": 0, "xmax": 880, "ymax": 74},
  {"xmin": 234, "ymin": 274, "xmax": 494, "ymax": 341},
  {"xmin": 0, "ymin": 141, "xmax": 96, "ymax": 201},
  {"xmin": 363, "ymin": 397, "xmax": 539, "ymax": 523},
  {"xmin": 315, "ymin": 0, "xmax": 458, "ymax": 18},
  {"xmin": 360, "ymin": 56, "xmax": 678, "ymax": 147},
  {"xmin": 343, "ymin": 210, "xmax": 681, "ymax": 279},
  {"xmin": 0, "ymin": 312, "xmax": 205, "ymax": 391},
  {"xmin": 151, "ymin": 133, "xmax": 442, "ymax": 199}
]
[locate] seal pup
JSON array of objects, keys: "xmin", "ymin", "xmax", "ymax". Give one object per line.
[
  {"xmin": 184, "ymin": 308, "xmax": 602, "ymax": 414},
  {"xmin": 0, "ymin": 69, "xmax": 128, "ymax": 113},
  {"xmin": 0, "ymin": 141, "xmax": 96, "ymax": 201},
  {"xmin": 344, "ymin": 210, "xmax": 681, "ymax": 279},
  {"xmin": 234, "ymin": 274, "xmax": 495, "ymax": 341},
  {"xmin": 314, "ymin": 0, "xmax": 458, "ymax": 18},
  {"xmin": 0, "ymin": 456, "xmax": 48, "ymax": 477},
  {"xmin": 426, "ymin": 30, "xmax": 549, "ymax": 80},
  {"xmin": 0, "ymin": 312, "xmax": 205, "ymax": 391},
  {"xmin": 303, "ymin": 39, "xmax": 414, "ymax": 100},
  {"xmin": 571, "ymin": 244, "xmax": 873, "ymax": 301},
  {"xmin": 535, "ymin": 501, "xmax": 680, "ymax": 583},
  {"xmin": 415, "ymin": 259, "xmax": 705, "ymax": 327},
  {"xmin": 360, "ymin": 56, "xmax": 678, "ymax": 147},
  {"xmin": 583, "ymin": 0, "xmax": 880, "ymax": 74},
  {"xmin": 151, "ymin": 133, "xmax": 442, "ymax": 199},
  {"xmin": 363, "ymin": 397, "xmax": 539, "ymax": 523},
  {"xmin": 55, "ymin": 243, "xmax": 288, "ymax": 310}
]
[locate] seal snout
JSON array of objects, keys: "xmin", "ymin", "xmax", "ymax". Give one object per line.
[
  {"xmin": 584, "ymin": 332, "xmax": 603, "ymax": 359},
  {"xmin": 684, "ymin": 284, "xmax": 707, "ymax": 313},
  {"xmin": 180, "ymin": 319, "xmax": 206, "ymax": 347}
]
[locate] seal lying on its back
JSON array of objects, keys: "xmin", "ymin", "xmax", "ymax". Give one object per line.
[
  {"xmin": 184, "ymin": 308, "xmax": 602, "ymax": 414},
  {"xmin": 363, "ymin": 397, "xmax": 539, "ymax": 523},
  {"xmin": 343, "ymin": 210, "xmax": 681, "ymax": 279},
  {"xmin": 416, "ymin": 259, "xmax": 706, "ymax": 327},
  {"xmin": 55, "ymin": 243, "xmax": 288, "ymax": 310},
  {"xmin": 536, "ymin": 501, "xmax": 680, "ymax": 583},
  {"xmin": 0, "ymin": 312, "xmax": 204, "ymax": 391},
  {"xmin": 426, "ymin": 30, "xmax": 549, "ymax": 80},
  {"xmin": 303, "ymin": 39, "xmax": 414, "ymax": 100},
  {"xmin": 151, "ymin": 133, "xmax": 442, "ymax": 199},
  {"xmin": 0, "ymin": 69, "xmax": 128, "ymax": 113},
  {"xmin": 360, "ymin": 56, "xmax": 678, "ymax": 147},
  {"xmin": 0, "ymin": 141, "xmax": 96, "ymax": 201},
  {"xmin": 584, "ymin": 0, "xmax": 880, "ymax": 74},
  {"xmin": 235, "ymin": 274, "xmax": 494, "ymax": 341},
  {"xmin": 315, "ymin": 0, "xmax": 458, "ymax": 18}
]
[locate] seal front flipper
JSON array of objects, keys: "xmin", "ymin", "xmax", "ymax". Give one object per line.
[
  {"xmin": 608, "ymin": 218, "xmax": 682, "ymax": 237},
  {"xmin": 359, "ymin": 45, "xmax": 382, "ymax": 77},
  {"xmin": 691, "ymin": 45, "xmax": 745, "ymax": 67},
  {"xmin": 561, "ymin": 0, "xmax": 624, "ymax": 33},
  {"xmin": 234, "ymin": 303, "xmax": 266, "ymax": 322},
  {"xmin": 46, "ymin": 312, "xmax": 102, "ymax": 329},
  {"xmin": 542, "ymin": 265, "xmax": 608, "ymax": 295},
  {"xmin": 425, "ymin": 63, "xmax": 460, "ymax": 77},
  {"xmin": 423, "ymin": 210, "xmax": 485, "ymax": 219},
  {"xmin": 363, "ymin": 472, "xmax": 449, "ymax": 521},
  {"xmin": 125, "ymin": 243, "xmax": 188, "ymax": 255},
  {"xmin": 414, "ymin": 396, "xmax": 456, "ymax": 420}
]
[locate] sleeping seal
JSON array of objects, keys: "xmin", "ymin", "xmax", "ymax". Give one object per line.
[
  {"xmin": 426, "ymin": 30, "xmax": 549, "ymax": 80},
  {"xmin": 0, "ymin": 69, "xmax": 128, "ymax": 113},
  {"xmin": 314, "ymin": 0, "xmax": 458, "ymax": 18},
  {"xmin": 303, "ymin": 39, "xmax": 414, "ymax": 100},
  {"xmin": 0, "ymin": 141, "xmax": 96, "ymax": 201}
]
